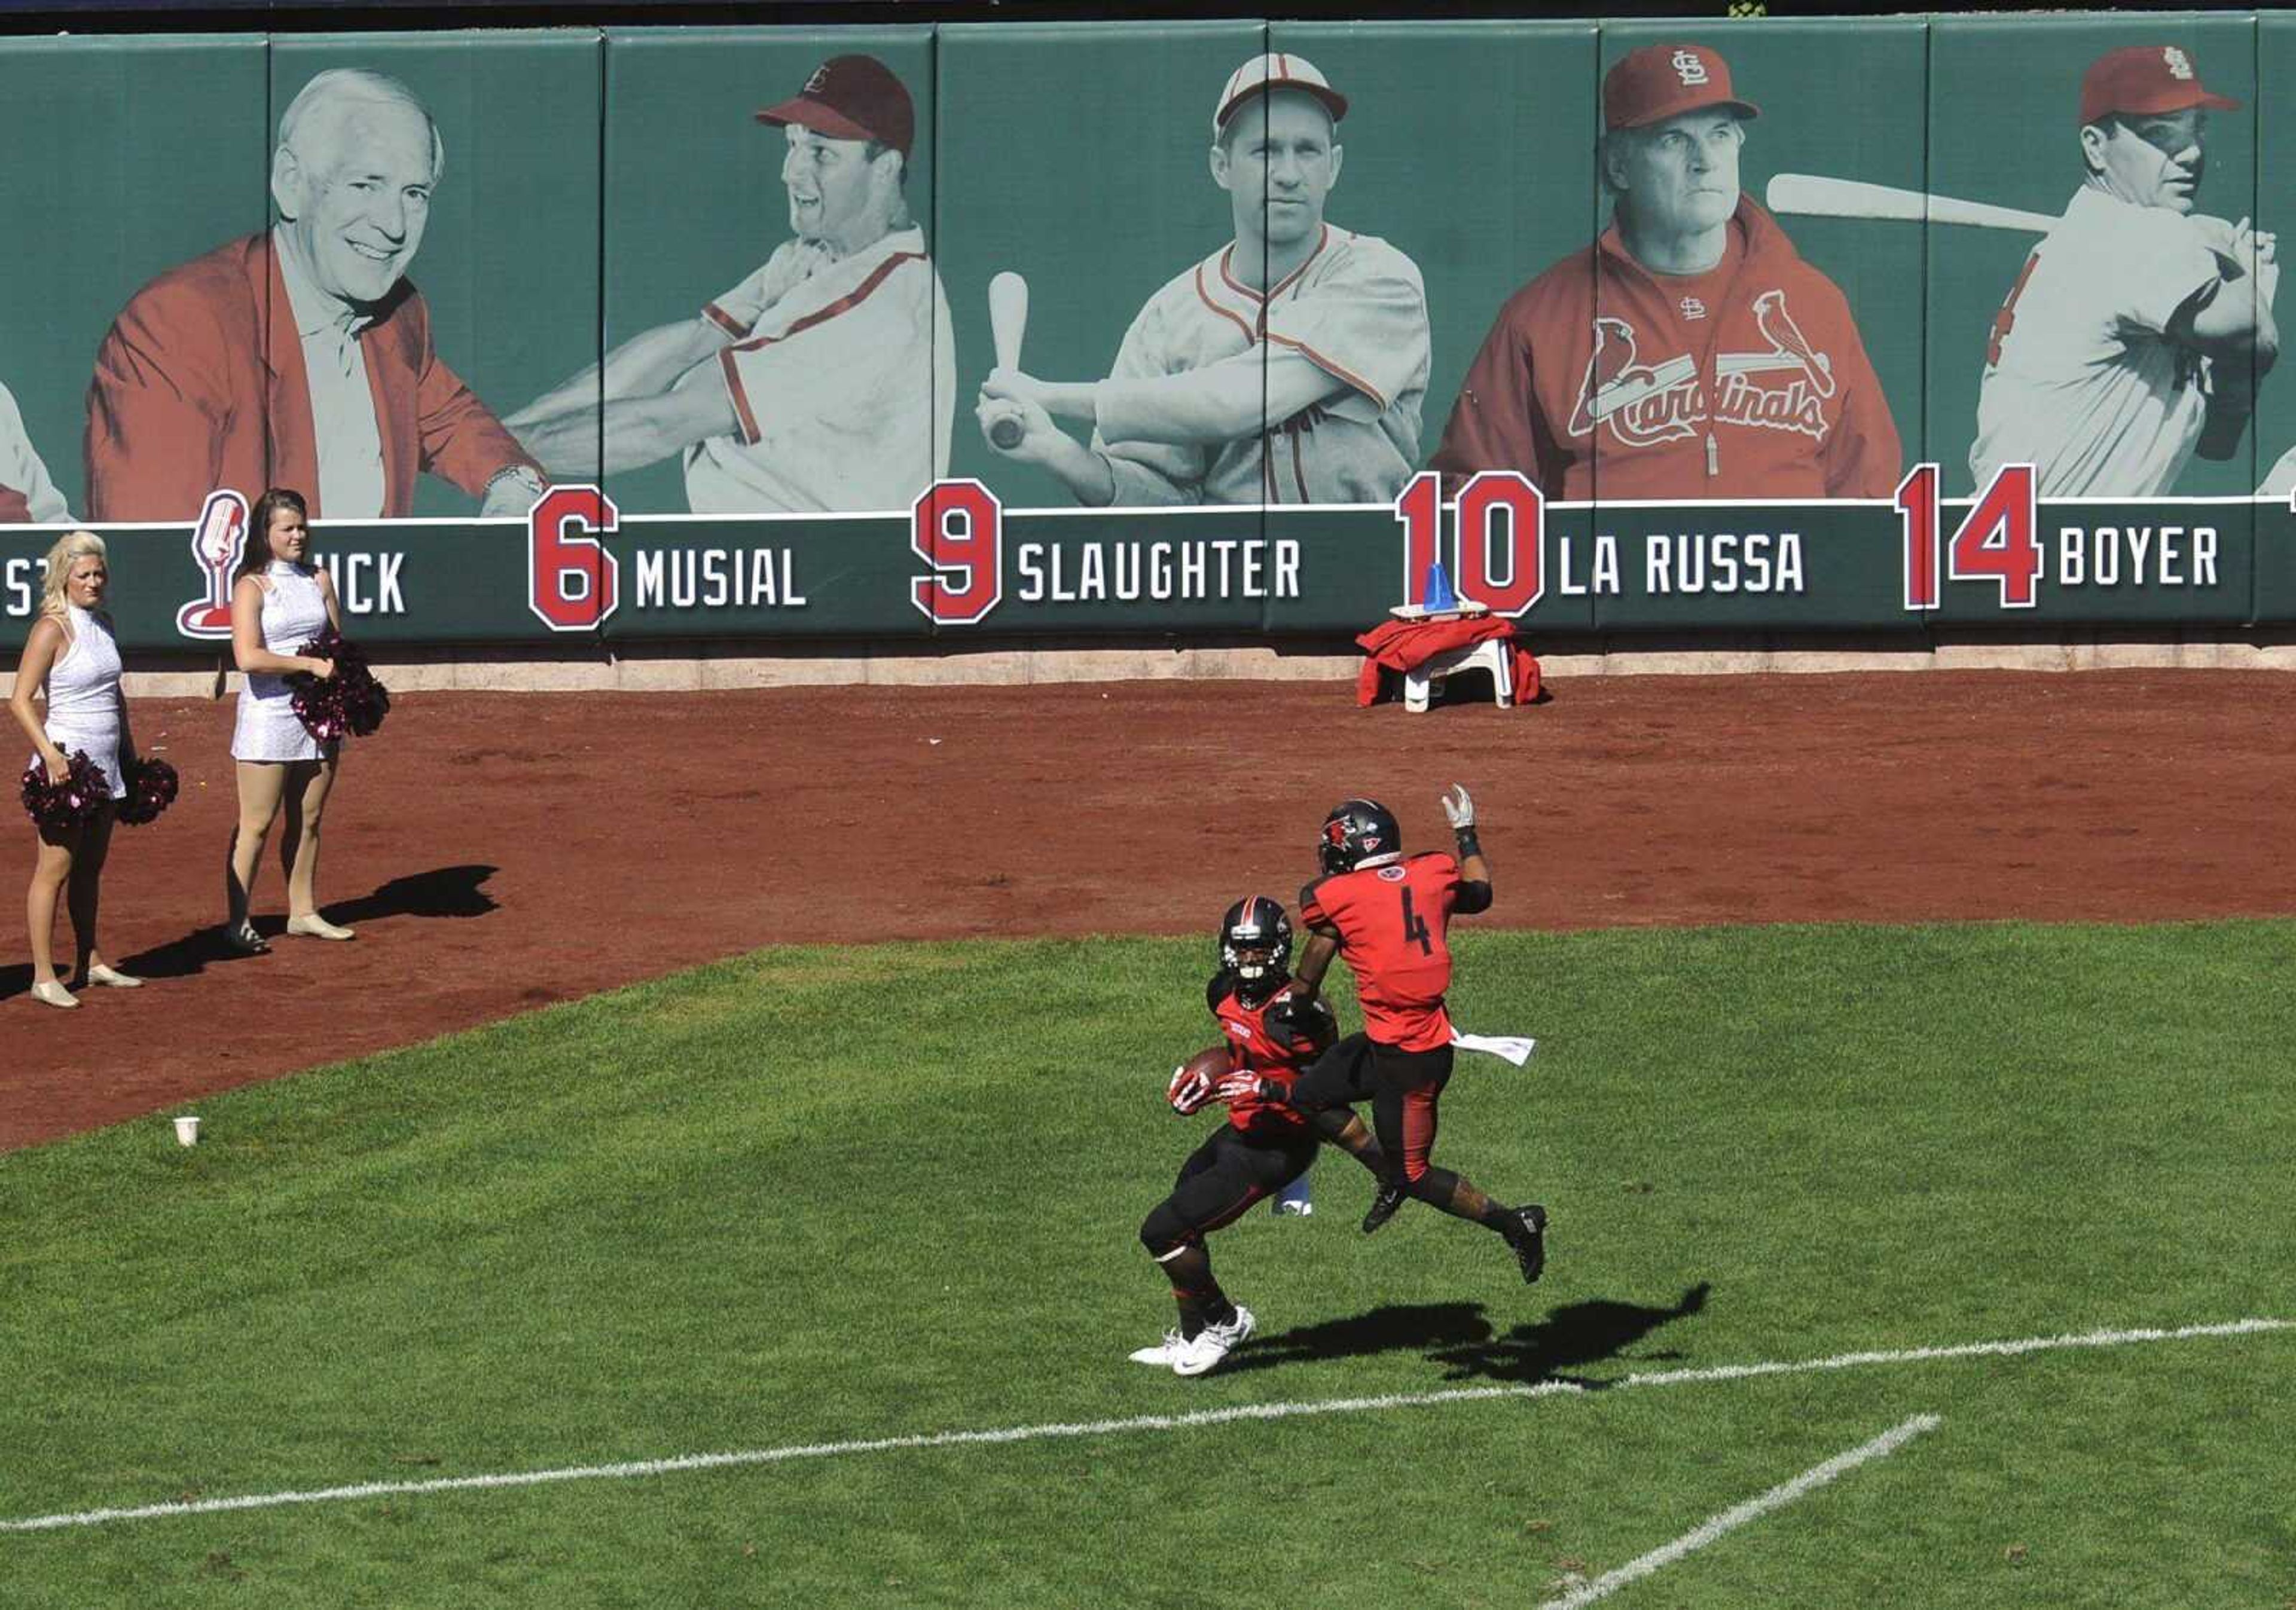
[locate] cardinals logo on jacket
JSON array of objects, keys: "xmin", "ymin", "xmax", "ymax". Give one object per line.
[{"xmin": 1568, "ymin": 289, "xmax": 1836, "ymax": 450}]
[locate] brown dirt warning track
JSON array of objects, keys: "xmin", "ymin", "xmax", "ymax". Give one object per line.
[{"xmin": 5, "ymin": 669, "xmax": 2293, "ymax": 1151}]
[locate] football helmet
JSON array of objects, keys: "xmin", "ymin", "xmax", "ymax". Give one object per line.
[
  {"xmin": 1319, "ymin": 798, "xmax": 1403, "ymax": 875},
  {"xmin": 1219, "ymin": 894, "xmax": 1294, "ymax": 1004}
]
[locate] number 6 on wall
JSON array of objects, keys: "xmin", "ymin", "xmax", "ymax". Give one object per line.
[{"xmin": 527, "ymin": 484, "xmax": 621, "ymax": 632}]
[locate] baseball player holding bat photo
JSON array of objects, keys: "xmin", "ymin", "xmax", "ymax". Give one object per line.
[
  {"xmin": 1431, "ymin": 42, "xmax": 1900, "ymax": 502},
  {"xmin": 509, "ymin": 54, "xmax": 954, "ymax": 515},
  {"xmin": 1969, "ymin": 45, "xmax": 2278, "ymax": 499},
  {"xmin": 976, "ymin": 53, "xmax": 1430, "ymax": 507}
]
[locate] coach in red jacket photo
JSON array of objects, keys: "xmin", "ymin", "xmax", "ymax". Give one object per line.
[
  {"xmin": 84, "ymin": 68, "xmax": 545, "ymax": 524},
  {"xmin": 1432, "ymin": 42, "xmax": 1900, "ymax": 502}
]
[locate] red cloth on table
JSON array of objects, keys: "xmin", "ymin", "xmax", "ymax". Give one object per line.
[{"xmin": 1355, "ymin": 614, "xmax": 1540, "ymax": 708}]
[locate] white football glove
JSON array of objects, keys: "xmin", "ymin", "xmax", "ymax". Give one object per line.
[
  {"xmin": 1212, "ymin": 1068, "xmax": 1267, "ymax": 1104},
  {"xmin": 1167, "ymin": 1063, "xmax": 1216, "ymax": 1115},
  {"xmin": 1441, "ymin": 783, "xmax": 1475, "ymax": 830}
]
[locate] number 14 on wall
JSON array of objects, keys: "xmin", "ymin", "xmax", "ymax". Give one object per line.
[{"xmin": 1896, "ymin": 463, "xmax": 2041, "ymax": 612}]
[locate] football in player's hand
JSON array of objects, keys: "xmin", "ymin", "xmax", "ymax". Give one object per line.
[
  {"xmin": 1168, "ymin": 1044, "xmax": 1237, "ymax": 1114},
  {"xmin": 1181, "ymin": 1044, "xmax": 1234, "ymax": 1085}
]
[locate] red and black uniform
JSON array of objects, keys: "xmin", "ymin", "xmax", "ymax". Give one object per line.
[
  {"xmin": 1288, "ymin": 852, "xmax": 1491, "ymax": 1184},
  {"xmin": 1139, "ymin": 972, "xmax": 1336, "ymax": 1257},
  {"xmin": 1211, "ymin": 970, "xmax": 1325, "ymax": 1138}
]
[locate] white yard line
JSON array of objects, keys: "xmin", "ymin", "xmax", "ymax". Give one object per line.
[
  {"xmin": 1535, "ymin": 1413, "xmax": 1941, "ymax": 1609},
  {"xmin": 2, "ymin": 1315, "xmax": 2284, "ymax": 1535}
]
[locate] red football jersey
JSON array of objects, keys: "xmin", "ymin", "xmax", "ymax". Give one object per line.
[
  {"xmin": 1299, "ymin": 851, "xmax": 1462, "ymax": 1052},
  {"xmin": 1209, "ymin": 973, "xmax": 1332, "ymax": 1135}
]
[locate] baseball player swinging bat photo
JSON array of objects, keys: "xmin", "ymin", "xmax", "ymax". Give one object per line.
[{"xmin": 1765, "ymin": 173, "xmax": 2061, "ymax": 235}]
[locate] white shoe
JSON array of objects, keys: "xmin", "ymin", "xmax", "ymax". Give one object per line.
[
  {"xmin": 285, "ymin": 914, "xmax": 355, "ymax": 941},
  {"xmin": 1172, "ymin": 1305, "xmax": 1255, "ymax": 1377},
  {"xmin": 83, "ymin": 964, "xmax": 144, "ymax": 989},
  {"xmin": 30, "ymin": 979, "xmax": 78, "ymax": 1010},
  {"xmin": 1128, "ymin": 1329, "xmax": 1190, "ymax": 1367}
]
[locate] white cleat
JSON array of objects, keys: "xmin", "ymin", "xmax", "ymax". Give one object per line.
[
  {"xmin": 1129, "ymin": 1329, "xmax": 1190, "ymax": 1367},
  {"xmin": 1271, "ymin": 1174, "xmax": 1314, "ymax": 1217},
  {"xmin": 1171, "ymin": 1305, "xmax": 1255, "ymax": 1377}
]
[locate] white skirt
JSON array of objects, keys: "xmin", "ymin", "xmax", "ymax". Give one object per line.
[
  {"xmin": 232, "ymin": 673, "xmax": 327, "ymax": 764},
  {"xmin": 36, "ymin": 714, "xmax": 124, "ymax": 796}
]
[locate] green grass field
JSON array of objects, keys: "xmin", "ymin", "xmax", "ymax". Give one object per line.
[{"xmin": 4, "ymin": 920, "xmax": 2292, "ymax": 1608}]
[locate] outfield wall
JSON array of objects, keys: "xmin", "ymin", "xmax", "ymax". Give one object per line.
[{"xmin": 4, "ymin": 14, "xmax": 2295, "ymax": 661}]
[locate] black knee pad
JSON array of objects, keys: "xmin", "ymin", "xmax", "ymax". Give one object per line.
[{"xmin": 1140, "ymin": 1201, "xmax": 1196, "ymax": 1258}]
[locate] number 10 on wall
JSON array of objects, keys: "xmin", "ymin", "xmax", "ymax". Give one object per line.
[
  {"xmin": 1393, "ymin": 471, "xmax": 1546, "ymax": 615},
  {"xmin": 1897, "ymin": 462, "xmax": 2041, "ymax": 612}
]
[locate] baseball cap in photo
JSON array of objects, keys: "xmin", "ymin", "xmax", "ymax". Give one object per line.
[
  {"xmin": 1603, "ymin": 44, "xmax": 1760, "ymax": 131},
  {"xmin": 756, "ymin": 54, "xmax": 915, "ymax": 158},
  {"xmin": 1212, "ymin": 52, "xmax": 1349, "ymax": 139},
  {"xmin": 2078, "ymin": 45, "xmax": 2239, "ymax": 127}
]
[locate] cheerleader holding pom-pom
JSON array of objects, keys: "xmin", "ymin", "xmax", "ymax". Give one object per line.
[
  {"xmin": 7, "ymin": 531, "xmax": 144, "ymax": 1007},
  {"xmin": 225, "ymin": 488, "xmax": 359, "ymax": 952},
  {"xmin": 285, "ymin": 625, "xmax": 390, "ymax": 743}
]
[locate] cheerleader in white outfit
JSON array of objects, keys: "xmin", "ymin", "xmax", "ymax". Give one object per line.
[
  {"xmin": 226, "ymin": 488, "xmax": 353, "ymax": 952},
  {"xmin": 7, "ymin": 531, "xmax": 141, "ymax": 1007}
]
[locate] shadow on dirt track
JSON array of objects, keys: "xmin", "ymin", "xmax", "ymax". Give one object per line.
[{"xmin": 0, "ymin": 864, "xmax": 501, "ymax": 1002}]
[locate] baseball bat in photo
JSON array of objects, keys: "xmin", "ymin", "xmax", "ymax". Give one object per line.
[
  {"xmin": 1766, "ymin": 173, "xmax": 2059, "ymax": 235},
  {"xmin": 988, "ymin": 271, "xmax": 1031, "ymax": 450}
]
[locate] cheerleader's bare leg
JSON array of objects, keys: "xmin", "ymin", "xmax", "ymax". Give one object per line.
[
  {"xmin": 280, "ymin": 754, "xmax": 338, "ymax": 924},
  {"xmin": 26, "ymin": 823, "xmax": 75, "ymax": 987},
  {"xmin": 229, "ymin": 760, "xmax": 289, "ymax": 936},
  {"xmin": 63, "ymin": 805, "xmax": 115, "ymax": 980}
]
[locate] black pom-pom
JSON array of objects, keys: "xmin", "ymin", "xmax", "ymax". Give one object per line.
[
  {"xmin": 115, "ymin": 756, "xmax": 180, "ymax": 827},
  {"xmin": 19, "ymin": 749, "xmax": 111, "ymax": 831},
  {"xmin": 285, "ymin": 626, "xmax": 392, "ymax": 742}
]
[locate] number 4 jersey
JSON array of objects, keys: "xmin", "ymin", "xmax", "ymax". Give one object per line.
[{"xmin": 1299, "ymin": 851, "xmax": 1465, "ymax": 1052}]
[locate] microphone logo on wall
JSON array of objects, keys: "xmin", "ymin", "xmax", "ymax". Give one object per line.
[{"xmin": 176, "ymin": 488, "xmax": 248, "ymax": 640}]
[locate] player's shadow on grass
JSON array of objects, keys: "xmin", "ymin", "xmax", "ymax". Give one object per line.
[
  {"xmin": 1226, "ymin": 1284, "xmax": 1709, "ymax": 1384},
  {"xmin": 1427, "ymin": 1282, "xmax": 1712, "ymax": 1385},
  {"xmin": 1219, "ymin": 1302, "xmax": 1498, "ymax": 1376}
]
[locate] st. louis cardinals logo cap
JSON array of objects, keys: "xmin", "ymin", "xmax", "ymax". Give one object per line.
[
  {"xmin": 1602, "ymin": 43, "xmax": 1761, "ymax": 131},
  {"xmin": 756, "ymin": 54, "xmax": 916, "ymax": 158},
  {"xmin": 1213, "ymin": 52, "xmax": 1349, "ymax": 138},
  {"xmin": 2078, "ymin": 45, "xmax": 2239, "ymax": 127}
]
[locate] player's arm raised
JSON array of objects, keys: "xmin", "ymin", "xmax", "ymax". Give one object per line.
[{"xmin": 1443, "ymin": 784, "xmax": 1493, "ymax": 914}]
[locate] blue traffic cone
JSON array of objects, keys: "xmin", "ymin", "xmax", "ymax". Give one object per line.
[{"xmin": 1422, "ymin": 561, "xmax": 1457, "ymax": 612}]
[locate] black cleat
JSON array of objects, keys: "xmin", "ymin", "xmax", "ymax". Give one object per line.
[
  {"xmin": 1510, "ymin": 1204, "xmax": 1549, "ymax": 1284},
  {"xmin": 1360, "ymin": 1180, "xmax": 1407, "ymax": 1235}
]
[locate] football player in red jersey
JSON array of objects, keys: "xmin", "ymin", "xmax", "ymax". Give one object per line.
[
  {"xmin": 1273, "ymin": 786, "xmax": 1550, "ymax": 1282},
  {"xmin": 1131, "ymin": 894, "xmax": 1390, "ymax": 1377}
]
